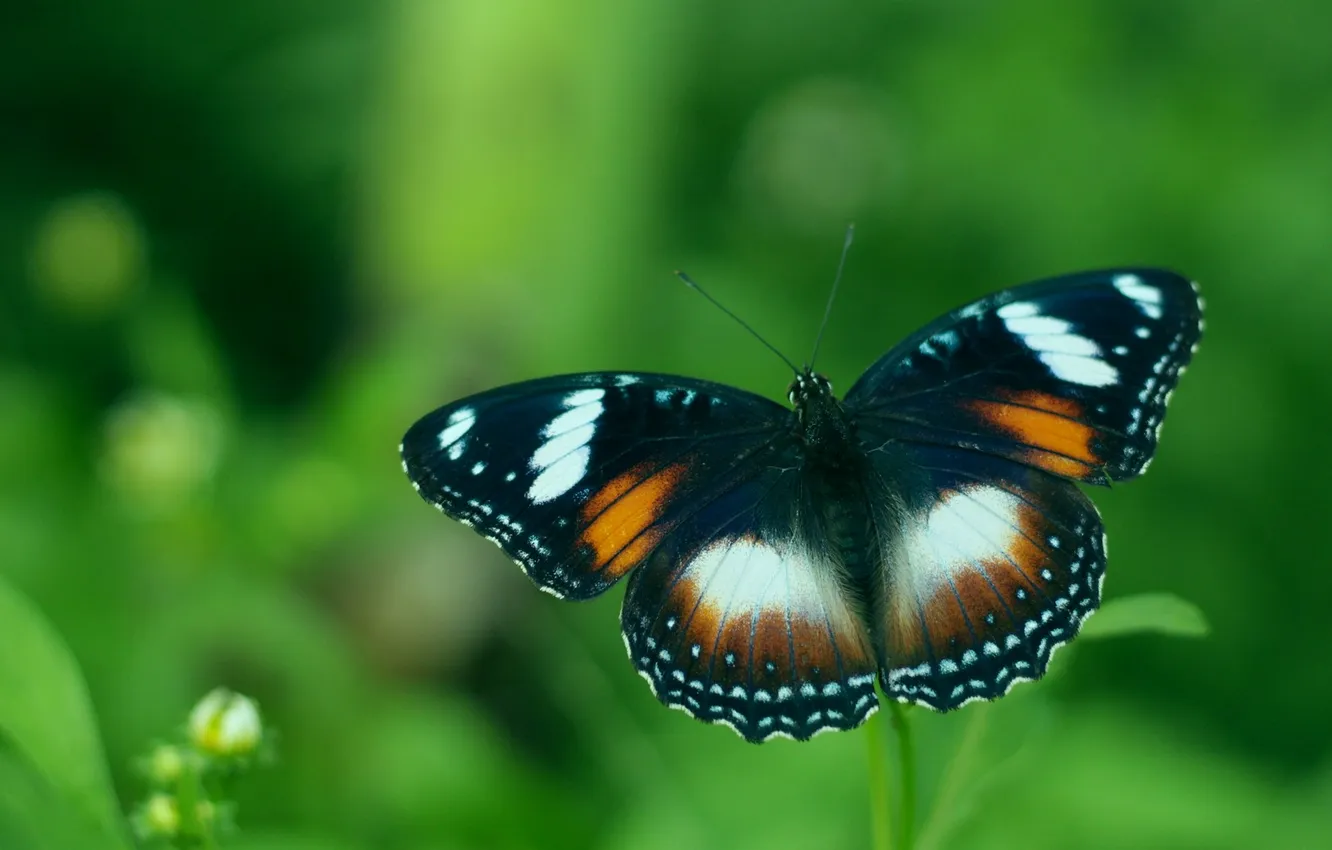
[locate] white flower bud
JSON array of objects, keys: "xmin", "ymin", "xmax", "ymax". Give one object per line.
[
  {"xmin": 138, "ymin": 793, "xmax": 179, "ymax": 838},
  {"xmin": 145, "ymin": 743, "xmax": 186, "ymax": 785},
  {"xmin": 188, "ymin": 688, "xmax": 263, "ymax": 758}
]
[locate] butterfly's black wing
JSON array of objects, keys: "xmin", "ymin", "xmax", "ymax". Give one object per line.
[
  {"xmin": 401, "ymin": 373, "xmax": 783, "ymax": 600},
  {"xmin": 846, "ymin": 269, "xmax": 1202, "ymax": 708},
  {"xmin": 402, "ymin": 372, "xmax": 878, "ymax": 741},
  {"xmin": 862, "ymin": 443, "xmax": 1105, "ymax": 709},
  {"xmin": 620, "ymin": 467, "xmax": 880, "ymax": 742},
  {"xmin": 846, "ymin": 269, "xmax": 1203, "ymax": 483}
]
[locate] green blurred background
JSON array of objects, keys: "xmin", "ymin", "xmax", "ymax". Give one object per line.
[{"xmin": 2, "ymin": 1, "xmax": 1330, "ymax": 848}]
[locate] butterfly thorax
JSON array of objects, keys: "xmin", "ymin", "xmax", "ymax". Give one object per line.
[
  {"xmin": 789, "ymin": 369, "xmax": 879, "ymax": 585},
  {"xmin": 788, "ymin": 369, "xmax": 859, "ymax": 465}
]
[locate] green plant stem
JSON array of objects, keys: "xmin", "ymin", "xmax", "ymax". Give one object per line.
[
  {"xmin": 866, "ymin": 693, "xmax": 919, "ymax": 850},
  {"xmin": 865, "ymin": 703, "xmax": 894, "ymax": 850},
  {"xmin": 916, "ymin": 706, "xmax": 989, "ymax": 850},
  {"xmin": 175, "ymin": 757, "xmax": 218, "ymax": 850},
  {"xmin": 889, "ymin": 700, "xmax": 916, "ymax": 849}
]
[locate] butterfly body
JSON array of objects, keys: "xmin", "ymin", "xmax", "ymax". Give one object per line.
[{"xmin": 402, "ymin": 268, "xmax": 1203, "ymax": 742}]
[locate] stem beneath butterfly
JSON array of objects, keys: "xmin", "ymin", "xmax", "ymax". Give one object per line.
[
  {"xmin": 889, "ymin": 699, "xmax": 917, "ymax": 849},
  {"xmin": 865, "ymin": 699, "xmax": 895, "ymax": 850},
  {"xmin": 866, "ymin": 691, "xmax": 918, "ymax": 850}
]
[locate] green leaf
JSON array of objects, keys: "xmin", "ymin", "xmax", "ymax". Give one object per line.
[
  {"xmin": 1080, "ymin": 593, "xmax": 1210, "ymax": 640},
  {"xmin": 0, "ymin": 578, "xmax": 130, "ymax": 848},
  {"xmin": 0, "ymin": 732, "xmax": 123, "ymax": 850}
]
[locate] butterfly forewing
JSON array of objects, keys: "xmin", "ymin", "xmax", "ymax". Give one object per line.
[
  {"xmin": 846, "ymin": 269, "xmax": 1203, "ymax": 483},
  {"xmin": 401, "ymin": 373, "xmax": 788, "ymax": 599}
]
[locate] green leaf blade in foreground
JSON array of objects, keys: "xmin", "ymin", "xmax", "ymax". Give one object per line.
[
  {"xmin": 0, "ymin": 733, "xmax": 125, "ymax": 850},
  {"xmin": 1080, "ymin": 593, "xmax": 1210, "ymax": 640},
  {"xmin": 0, "ymin": 578, "xmax": 129, "ymax": 848}
]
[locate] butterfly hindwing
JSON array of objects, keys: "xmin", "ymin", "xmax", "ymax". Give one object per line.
[
  {"xmin": 620, "ymin": 470, "xmax": 879, "ymax": 742},
  {"xmin": 846, "ymin": 269, "xmax": 1203, "ymax": 483},
  {"xmin": 865, "ymin": 443, "xmax": 1105, "ymax": 709},
  {"xmin": 401, "ymin": 373, "xmax": 789, "ymax": 600}
]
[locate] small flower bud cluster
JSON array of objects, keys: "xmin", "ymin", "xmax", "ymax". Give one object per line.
[{"xmin": 131, "ymin": 688, "xmax": 266, "ymax": 846}]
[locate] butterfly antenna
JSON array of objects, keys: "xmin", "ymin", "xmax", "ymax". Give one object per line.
[
  {"xmin": 675, "ymin": 270, "xmax": 801, "ymax": 375},
  {"xmin": 808, "ymin": 223, "xmax": 855, "ymax": 370}
]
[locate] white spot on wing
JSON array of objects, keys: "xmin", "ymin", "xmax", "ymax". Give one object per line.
[
  {"xmin": 1039, "ymin": 352, "xmax": 1120, "ymax": 387},
  {"xmin": 678, "ymin": 539, "xmax": 801, "ymax": 617},
  {"xmin": 674, "ymin": 536, "xmax": 863, "ymax": 650},
  {"xmin": 564, "ymin": 389, "xmax": 605, "ymax": 407},
  {"xmin": 895, "ymin": 485, "xmax": 1024, "ymax": 599},
  {"xmin": 523, "ymin": 390, "xmax": 604, "ymax": 503},
  {"xmin": 531, "ymin": 423, "xmax": 595, "ymax": 468},
  {"xmin": 1025, "ymin": 333, "xmax": 1101, "ymax": 357},
  {"xmin": 438, "ymin": 408, "xmax": 476, "ymax": 448},
  {"xmin": 996, "ymin": 301, "xmax": 1039, "ymax": 319},
  {"xmin": 1003, "ymin": 315, "xmax": 1071, "ymax": 336},
  {"xmin": 1000, "ymin": 303, "xmax": 1116, "ymax": 385},
  {"xmin": 544, "ymin": 400, "xmax": 602, "ymax": 437},
  {"xmin": 1114, "ymin": 274, "xmax": 1161, "ymax": 303},
  {"xmin": 526, "ymin": 446, "xmax": 591, "ymax": 504}
]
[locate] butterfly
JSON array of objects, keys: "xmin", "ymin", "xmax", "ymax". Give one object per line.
[{"xmin": 400, "ymin": 267, "xmax": 1202, "ymax": 742}]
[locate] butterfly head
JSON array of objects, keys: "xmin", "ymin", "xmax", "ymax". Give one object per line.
[
  {"xmin": 788, "ymin": 368, "xmax": 859, "ymax": 458},
  {"xmin": 787, "ymin": 368, "xmax": 834, "ymax": 407}
]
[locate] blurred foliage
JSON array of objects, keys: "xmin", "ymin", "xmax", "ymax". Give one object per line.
[
  {"xmin": 2, "ymin": 0, "xmax": 1331, "ymax": 847},
  {"xmin": 1079, "ymin": 592, "xmax": 1209, "ymax": 640}
]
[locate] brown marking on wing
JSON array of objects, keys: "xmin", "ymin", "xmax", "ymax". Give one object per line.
[
  {"xmin": 789, "ymin": 613, "xmax": 840, "ymax": 678},
  {"xmin": 917, "ymin": 569, "xmax": 1005, "ymax": 657},
  {"xmin": 830, "ymin": 613, "xmax": 876, "ymax": 672},
  {"xmin": 673, "ymin": 570, "xmax": 724, "ymax": 650},
  {"xmin": 667, "ymin": 549, "xmax": 875, "ymax": 684},
  {"xmin": 886, "ymin": 597, "xmax": 931, "ymax": 666},
  {"xmin": 886, "ymin": 493, "xmax": 1059, "ymax": 662},
  {"xmin": 968, "ymin": 390, "xmax": 1101, "ymax": 477},
  {"xmin": 715, "ymin": 608, "xmax": 758, "ymax": 676},
  {"xmin": 980, "ymin": 552, "xmax": 1046, "ymax": 622},
  {"xmin": 1004, "ymin": 503, "xmax": 1056, "ymax": 585},
  {"xmin": 751, "ymin": 607, "xmax": 792, "ymax": 687},
  {"xmin": 578, "ymin": 463, "xmax": 686, "ymax": 579},
  {"xmin": 825, "ymin": 584, "xmax": 876, "ymax": 666}
]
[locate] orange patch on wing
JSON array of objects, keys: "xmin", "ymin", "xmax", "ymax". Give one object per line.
[
  {"xmin": 578, "ymin": 463, "xmax": 686, "ymax": 579},
  {"xmin": 1023, "ymin": 449, "xmax": 1092, "ymax": 478},
  {"xmin": 968, "ymin": 391, "xmax": 1100, "ymax": 476}
]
